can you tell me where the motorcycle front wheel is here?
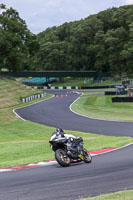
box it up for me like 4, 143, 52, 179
83, 149, 92, 163
55, 149, 71, 167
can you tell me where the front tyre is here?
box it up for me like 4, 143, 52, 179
55, 149, 71, 167
83, 149, 92, 163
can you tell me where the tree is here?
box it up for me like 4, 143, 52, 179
36, 4, 133, 76
0, 4, 39, 73
120, 23, 133, 76
38, 41, 67, 70
94, 30, 109, 72
104, 27, 128, 76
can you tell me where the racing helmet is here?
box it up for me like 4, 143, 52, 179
56, 128, 64, 137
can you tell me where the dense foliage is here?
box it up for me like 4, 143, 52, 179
1, 4, 133, 76
37, 4, 133, 76
0, 4, 39, 73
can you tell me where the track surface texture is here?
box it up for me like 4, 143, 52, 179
15, 90, 133, 137
1, 90, 133, 200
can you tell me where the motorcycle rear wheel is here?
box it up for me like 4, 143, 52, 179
83, 149, 92, 163
55, 149, 71, 167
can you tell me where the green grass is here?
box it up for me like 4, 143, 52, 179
0, 79, 50, 124
53, 78, 86, 86
0, 79, 45, 106
82, 91, 105, 95
81, 190, 133, 200
52, 78, 121, 87
0, 120, 133, 167
71, 95, 133, 121
0, 78, 133, 168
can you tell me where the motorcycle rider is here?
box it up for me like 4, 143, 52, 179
51, 128, 83, 152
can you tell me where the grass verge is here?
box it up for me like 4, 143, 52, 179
81, 190, 133, 200
52, 78, 121, 87
71, 95, 133, 121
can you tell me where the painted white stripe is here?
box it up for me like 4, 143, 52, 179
40, 161, 57, 166
13, 109, 26, 121
0, 169, 15, 172
28, 163, 40, 166
67, 86, 72, 89
92, 143, 133, 157
13, 95, 55, 121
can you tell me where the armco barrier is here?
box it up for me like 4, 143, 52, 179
40, 85, 120, 90
105, 91, 127, 95
80, 85, 110, 89
21, 93, 46, 103
42, 86, 79, 90
112, 97, 133, 102
105, 91, 116, 95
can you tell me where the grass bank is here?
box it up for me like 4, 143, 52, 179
81, 190, 133, 200
0, 78, 48, 124
71, 95, 133, 121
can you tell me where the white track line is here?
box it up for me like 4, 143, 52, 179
13, 95, 55, 121
69, 93, 132, 123
92, 142, 133, 156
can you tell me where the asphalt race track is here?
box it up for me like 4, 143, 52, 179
1, 90, 133, 200
15, 90, 133, 137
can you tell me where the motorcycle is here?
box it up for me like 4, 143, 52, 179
49, 133, 92, 167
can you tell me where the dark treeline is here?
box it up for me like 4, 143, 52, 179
36, 4, 133, 76
1, 4, 133, 76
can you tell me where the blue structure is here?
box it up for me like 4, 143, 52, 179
23, 77, 56, 86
